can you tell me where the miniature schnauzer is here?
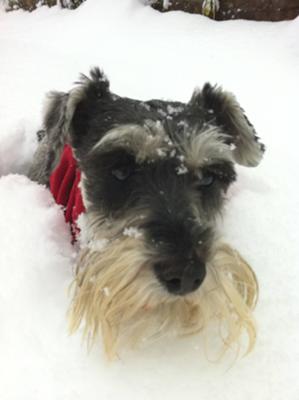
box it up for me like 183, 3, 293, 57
28, 68, 264, 358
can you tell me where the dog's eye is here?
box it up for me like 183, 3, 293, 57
198, 173, 215, 188
111, 165, 133, 181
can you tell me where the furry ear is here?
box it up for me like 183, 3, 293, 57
43, 67, 110, 148
29, 68, 110, 185
190, 84, 265, 167
69, 67, 110, 147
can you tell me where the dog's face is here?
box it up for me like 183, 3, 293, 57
78, 102, 237, 296
45, 68, 264, 356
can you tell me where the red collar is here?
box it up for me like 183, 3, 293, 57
49, 144, 85, 241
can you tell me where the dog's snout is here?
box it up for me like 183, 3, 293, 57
154, 258, 206, 295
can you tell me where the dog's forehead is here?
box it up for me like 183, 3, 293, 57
91, 96, 233, 168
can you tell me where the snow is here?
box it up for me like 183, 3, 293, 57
102, 286, 110, 297
176, 164, 188, 175
166, 104, 184, 114
156, 147, 167, 157
123, 226, 143, 239
0, 1, 298, 399
88, 238, 110, 252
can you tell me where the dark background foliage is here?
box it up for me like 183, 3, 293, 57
6, 0, 85, 11
151, 0, 299, 22
4, 0, 299, 21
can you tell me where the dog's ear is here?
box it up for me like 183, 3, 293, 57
69, 67, 110, 148
190, 84, 265, 167
43, 67, 110, 148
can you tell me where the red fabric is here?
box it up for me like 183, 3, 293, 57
49, 144, 85, 241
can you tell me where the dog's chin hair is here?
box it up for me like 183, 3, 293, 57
68, 238, 258, 360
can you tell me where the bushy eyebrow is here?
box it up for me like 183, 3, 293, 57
90, 122, 235, 176
90, 123, 171, 162
179, 127, 234, 170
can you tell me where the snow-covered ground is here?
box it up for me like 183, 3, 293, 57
0, 1, 298, 399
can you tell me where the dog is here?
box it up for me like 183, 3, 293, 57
28, 67, 264, 358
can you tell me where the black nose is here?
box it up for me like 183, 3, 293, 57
154, 258, 206, 295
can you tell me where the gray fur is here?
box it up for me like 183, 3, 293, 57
191, 83, 265, 167
28, 92, 70, 185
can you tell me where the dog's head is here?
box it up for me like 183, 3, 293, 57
45, 68, 263, 357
